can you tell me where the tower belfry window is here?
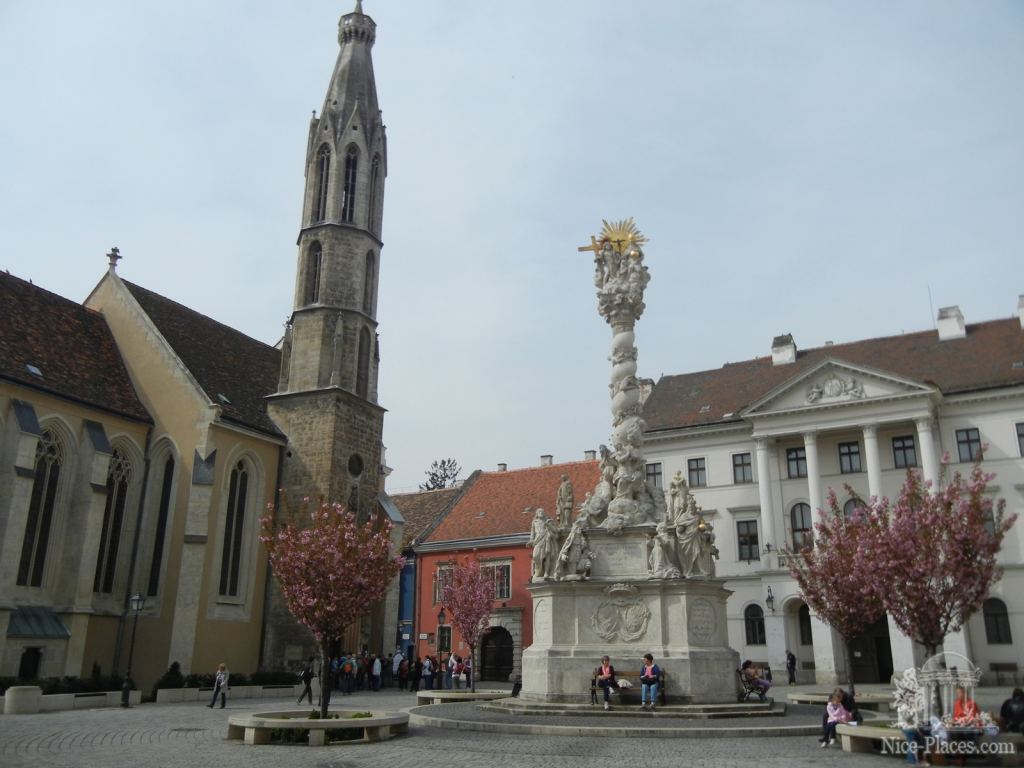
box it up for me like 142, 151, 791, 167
356, 326, 371, 398
314, 145, 330, 222
305, 243, 323, 305
342, 146, 358, 223
363, 251, 375, 314
368, 154, 380, 231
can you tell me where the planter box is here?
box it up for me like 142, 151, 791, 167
1, 688, 140, 714
155, 685, 303, 704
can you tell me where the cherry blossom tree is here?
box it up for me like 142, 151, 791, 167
878, 461, 1015, 657
785, 488, 888, 696
441, 555, 493, 692
260, 499, 403, 717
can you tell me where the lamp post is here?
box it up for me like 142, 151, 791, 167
765, 586, 775, 613
120, 593, 145, 708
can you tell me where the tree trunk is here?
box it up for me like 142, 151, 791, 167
844, 637, 857, 698
469, 645, 476, 693
319, 643, 332, 719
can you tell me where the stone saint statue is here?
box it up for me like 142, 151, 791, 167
646, 521, 680, 579
527, 508, 559, 581
556, 518, 594, 580
556, 474, 574, 529
667, 471, 690, 525
695, 516, 719, 577
674, 496, 703, 577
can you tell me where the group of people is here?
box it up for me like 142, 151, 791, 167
593, 654, 663, 711
401, 651, 473, 692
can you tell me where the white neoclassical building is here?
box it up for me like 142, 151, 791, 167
642, 298, 1024, 686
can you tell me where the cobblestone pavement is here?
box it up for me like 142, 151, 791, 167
0, 684, 965, 768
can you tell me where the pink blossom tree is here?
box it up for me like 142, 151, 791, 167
260, 499, 403, 717
441, 555, 493, 693
785, 488, 889, 696
878, 461, 1015, 657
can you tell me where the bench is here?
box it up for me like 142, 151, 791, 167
589, 671, 667, 707
736, 669, 769, 702
226, 709, 408, 747
838, 724, 1024, 766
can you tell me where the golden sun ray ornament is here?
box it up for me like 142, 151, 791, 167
593, 218, 648, 255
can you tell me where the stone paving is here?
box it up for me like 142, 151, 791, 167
0, 683, 1010, 768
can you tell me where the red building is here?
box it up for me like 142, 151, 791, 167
412, 459, 599, 682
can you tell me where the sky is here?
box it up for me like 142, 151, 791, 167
1, 1, 1022, 493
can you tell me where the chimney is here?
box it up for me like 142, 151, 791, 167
584, 449, 596, 461
497, 463, 507, 472
1018, 295, 1024, 330
937, 305, 966, 341
771, 334, 797, 365
637, 377, 655, 406
540, 454, 553, 467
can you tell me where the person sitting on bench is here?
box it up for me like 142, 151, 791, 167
741, 660, 771, 696
639, 653, 662, 711
595, 655, 619, 711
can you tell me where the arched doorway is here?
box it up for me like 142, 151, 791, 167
479, 626, 514, 682
784, 599, 814, 683
849, 615, 893, 683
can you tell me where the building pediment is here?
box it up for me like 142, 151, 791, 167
742, 358, 936, 418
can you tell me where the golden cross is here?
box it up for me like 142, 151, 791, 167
576, 235, 601, 254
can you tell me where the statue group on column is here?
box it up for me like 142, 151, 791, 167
528, 477, 596, 581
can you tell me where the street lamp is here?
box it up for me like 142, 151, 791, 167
437, 607, 446, 626
765, 586, 775, 613
120, 593, 145, 708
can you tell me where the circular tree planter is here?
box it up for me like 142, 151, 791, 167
226, 709, 409, 746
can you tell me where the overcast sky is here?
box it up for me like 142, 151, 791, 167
1, 1, 1022, 492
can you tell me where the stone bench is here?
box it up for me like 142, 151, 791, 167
838, 724, 1024, 766
414, 689, 509, 706
226, 709, 409, 747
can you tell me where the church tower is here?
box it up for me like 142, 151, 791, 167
265, 1, 388, 661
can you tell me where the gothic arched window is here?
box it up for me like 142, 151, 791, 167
305, 242, 322, 305
356, 326, 371, 398
744, 604, 766, 645
314, 144, 331, 222
94, 448, 132, 593
368, 154, 381, 231
147, 453, 175, 596
219, 460, 249, 597
17, 430, 63, 587
362, 251, 375, 314
342, 145, 358, 223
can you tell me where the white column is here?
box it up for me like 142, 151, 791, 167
916, 417, 939, 486
803, 432, 822, 513
862, 424, 882, 500
809, 611, 842, 685
887, 615, 917, 677
755, 438, 775, 555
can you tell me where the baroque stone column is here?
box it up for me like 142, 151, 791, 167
915, 417, 939, 486
862, 424, 882, 499
803, 431, 822, 514
754, 438, 775, 554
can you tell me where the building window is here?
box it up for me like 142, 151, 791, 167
482, 562, 511, 600
356, 326, 371, 398
147, 454, 175, 597
790, 502, 813, 550
368, 154, 381, 232
341, 146, 358, 223
687, 457, 707, 488
362, 251, 376, 314
437, 625, 452, 652
737, 520, 759, 562
94, 448, 132, 594
17, 429, 63, 587
787, 447, 807, 479
733, 453, 752, 483
304, 243, 322, 305
838, 442, 862, 474
842, 498, 864, 519
219, 461, 249, 598
1017, 423, 1024, 457
798, 604, 813, 645
645, 462, 663, 490
983, 598, 1012, 644
956, 428, 982, 462
892, 435, 917, 469
744, 604, 766, 645
433, 565, 453, 604
314, 144, 330, 222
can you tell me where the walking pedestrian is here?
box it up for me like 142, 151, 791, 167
297, 656, 315, 705
205, 663, 229, 709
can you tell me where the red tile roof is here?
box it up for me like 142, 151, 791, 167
390, 486, 464, 548
643, 317, 1024, 432
124, 281, 283, 438
0, 272, 150, 422
422, 460, 600, 544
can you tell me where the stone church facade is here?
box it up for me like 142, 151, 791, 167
0, 3, 396, 691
